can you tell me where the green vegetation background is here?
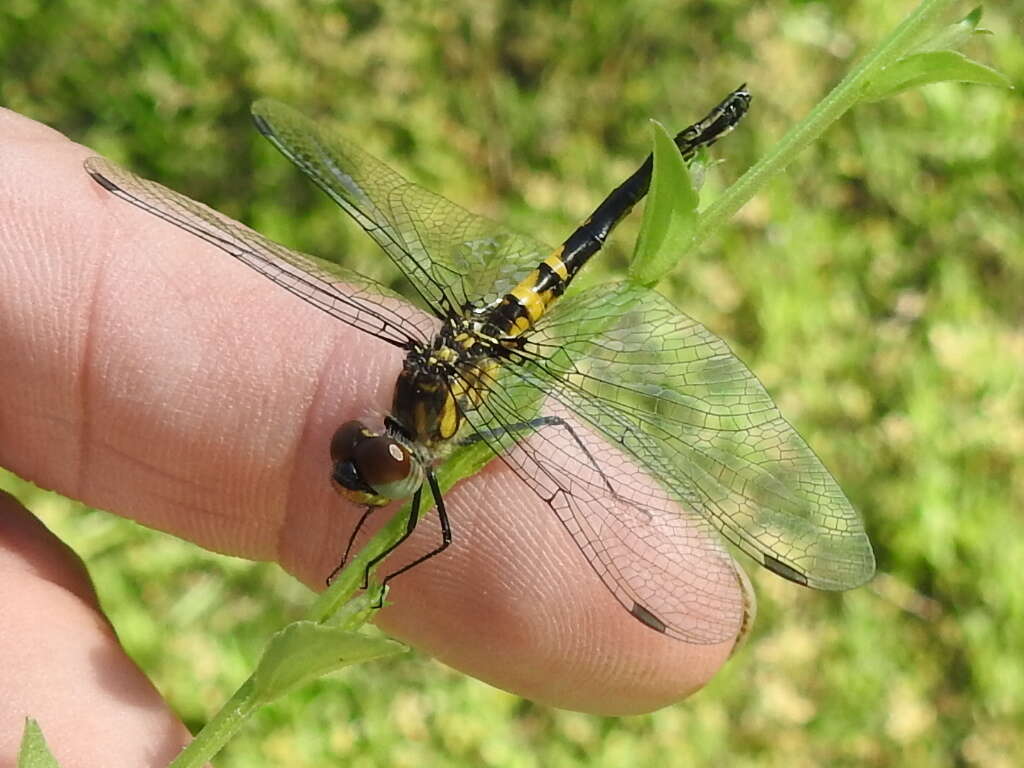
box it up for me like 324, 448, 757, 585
1, 1, 1020, 765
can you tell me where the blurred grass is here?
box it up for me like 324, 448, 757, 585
1, 0, 1021, 765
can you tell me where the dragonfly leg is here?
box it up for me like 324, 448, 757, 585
462, 415, 617, 495
357, 486, 425, 606
326, 505, 375, 586
379, 471, 452, 598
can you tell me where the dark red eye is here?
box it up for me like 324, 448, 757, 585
354, 437, 411, 488
330, 421, 367, 463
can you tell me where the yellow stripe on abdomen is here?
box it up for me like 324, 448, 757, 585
510, 272, 549, 322
500, 247, 570, 337
543, 249, 570, 280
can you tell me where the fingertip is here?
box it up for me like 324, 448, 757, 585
0, 491, 98, 607
0, 493, 191, 767
364, 465, 746, 714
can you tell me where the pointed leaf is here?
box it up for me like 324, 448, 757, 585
863, 50, 1011, 102
18, 719, 62, 768
914, 6, 989, 54
628, 120, 699, 287
251, 621, 406, 703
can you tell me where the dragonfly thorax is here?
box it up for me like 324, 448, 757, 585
333, 316, 502, 508
391, 317, 497, 450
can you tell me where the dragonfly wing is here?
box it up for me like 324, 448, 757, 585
523, 281, 876, 591
391, 183, 559, 308
459, 350, 746, 643
251, 100, 555, 313
84, 156, 431, 347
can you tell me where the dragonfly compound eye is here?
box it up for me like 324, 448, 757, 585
330, 421, 398, 503
354, 438, 412, 491
330, 421, 414, 503
330, 420, 371, 464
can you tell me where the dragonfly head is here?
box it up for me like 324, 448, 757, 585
330, 420, 421, 506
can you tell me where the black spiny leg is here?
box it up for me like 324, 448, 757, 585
380, 471, 452, 593
326, 505, 376, 585
360, 486, 426, 606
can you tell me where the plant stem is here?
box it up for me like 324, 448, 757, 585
692, 0, 957, 251
167, 500, 415, 768
168, 680, 258, 768
306, 496, 418, 623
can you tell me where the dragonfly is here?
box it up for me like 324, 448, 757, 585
84, 85, 874, 643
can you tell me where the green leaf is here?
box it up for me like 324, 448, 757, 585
687, 147, 712, 193
863, 50, 1012, 101
251, 621, 407, 703
628, 120, 699, 287
17, 719, 62, 768
913, 6, 990, 54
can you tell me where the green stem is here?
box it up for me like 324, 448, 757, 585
692, 0, 956, 251
306, 496, 419, 623
168, 500, 416, 768
168, 680, 258, 768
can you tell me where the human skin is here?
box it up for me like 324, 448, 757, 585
0, 107, 744, 766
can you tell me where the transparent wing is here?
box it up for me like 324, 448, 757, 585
458, 360, 747, 643
524, 281, 876, 591
252, 99, 557, 314
454, 281, 874, 641
84, 156, 432, 347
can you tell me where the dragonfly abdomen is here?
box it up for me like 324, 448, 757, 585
483, 86, 752, 344
482, 177, 649, 340
483, 250, 572, 338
